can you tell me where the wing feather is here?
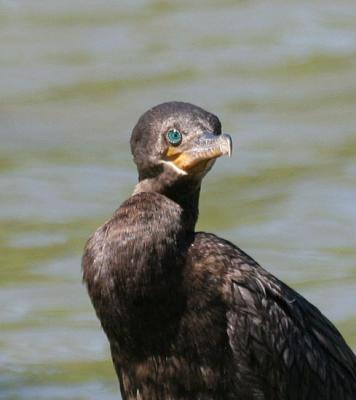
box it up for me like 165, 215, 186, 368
194, 233, 356, 399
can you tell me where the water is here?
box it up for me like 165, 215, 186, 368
1, 1, 356, 398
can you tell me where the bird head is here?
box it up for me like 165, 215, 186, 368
130, 102, 232, 193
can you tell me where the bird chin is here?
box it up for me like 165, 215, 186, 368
191, 158, 216, 177
160, 158, 216, 178
160, 160, 188, 176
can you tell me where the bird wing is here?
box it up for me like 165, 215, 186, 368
194, 233, 356, 400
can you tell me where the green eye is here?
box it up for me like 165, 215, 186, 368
167, 129, 182, 146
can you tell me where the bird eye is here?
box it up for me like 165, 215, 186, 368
167, 129, 182, 146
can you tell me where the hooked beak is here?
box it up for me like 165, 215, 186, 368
164, 132, 232, 174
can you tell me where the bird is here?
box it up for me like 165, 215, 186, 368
82, 101, 356, 400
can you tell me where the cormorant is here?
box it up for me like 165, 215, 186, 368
82, 101, 356, 399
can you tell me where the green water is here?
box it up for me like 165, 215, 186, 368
1, 1, 356, 399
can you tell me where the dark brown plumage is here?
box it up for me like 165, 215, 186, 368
83, 101, 356, 399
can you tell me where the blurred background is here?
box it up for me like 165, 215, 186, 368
1, 1, 356, 399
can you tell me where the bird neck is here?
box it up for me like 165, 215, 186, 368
133, 177, 201, 233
